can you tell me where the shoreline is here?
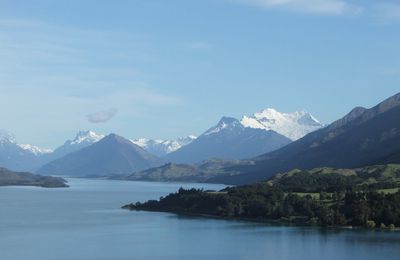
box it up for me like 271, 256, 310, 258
122, 206, 400, 231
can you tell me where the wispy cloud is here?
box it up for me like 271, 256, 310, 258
234, 0, 363, 15
0, 18, 184, 145
87, 108, 118, 123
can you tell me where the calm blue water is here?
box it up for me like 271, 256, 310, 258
1, 178, 400, 260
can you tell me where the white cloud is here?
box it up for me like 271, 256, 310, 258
87, 108, 118, 123
235, 0, 363, 15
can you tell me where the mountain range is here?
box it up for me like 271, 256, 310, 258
209, 92, 400, 185
0, 108, 321, 176
5, 90, 400, 185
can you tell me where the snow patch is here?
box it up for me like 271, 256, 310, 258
240, 108, 323, 140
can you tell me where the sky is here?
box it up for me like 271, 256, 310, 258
0, 0, 399, 149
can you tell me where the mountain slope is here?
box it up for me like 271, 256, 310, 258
37, 134, 163, 177
210, 92, 400, 185
164, 117, 292, 164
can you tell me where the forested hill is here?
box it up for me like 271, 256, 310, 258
123, 164, 400, 228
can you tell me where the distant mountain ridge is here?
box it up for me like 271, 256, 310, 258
131, 136, 196, 157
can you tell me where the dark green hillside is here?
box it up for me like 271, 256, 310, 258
124, 164, 400, 228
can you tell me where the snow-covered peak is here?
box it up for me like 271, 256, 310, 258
51, 130, 105, 159
131, 135, 197, 156
18, 144, 53, 155
70, 130, 104, 145
131, 138, 153, 148
204, 117, 241, 136
240, 108, 323, 140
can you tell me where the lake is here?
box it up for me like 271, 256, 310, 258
1, 178, 400, 260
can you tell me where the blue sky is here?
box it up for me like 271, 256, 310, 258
0, 0, 399, 148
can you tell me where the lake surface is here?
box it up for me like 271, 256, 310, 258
1, 178, 400, 260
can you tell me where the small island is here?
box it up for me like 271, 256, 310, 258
0, 167, 68, 188
123, 164, 400, 229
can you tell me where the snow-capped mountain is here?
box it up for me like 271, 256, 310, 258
0, 130, 42, 171
164, 108, 322, 164
38, 134, 164, 177
215, 92, 400, 185
68, 130, 104, 146
18, 144, 53, 155
165, 117, 292, 164
131, 136, 196, 157
240, 108, 323, 141
0, 130, 52, 156
49, 130, 104, 160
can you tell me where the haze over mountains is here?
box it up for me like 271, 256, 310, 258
5, 90, 400, 185
2, 91, 400, 185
